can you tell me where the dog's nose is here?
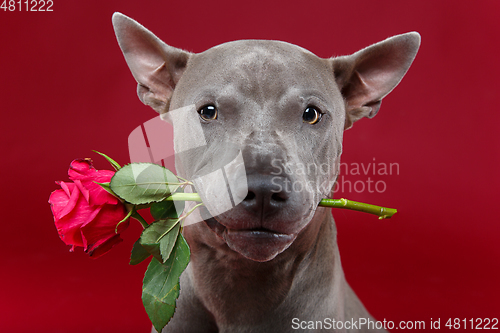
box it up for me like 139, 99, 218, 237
240, 175, 290, 218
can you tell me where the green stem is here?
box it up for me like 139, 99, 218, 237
132, 211, 149, 228
115, 208, 134, 233
178, 202, 204, 233
157, 202, 204, 241
179, 203, 204, 222
164, 193, 396, 219
175, 175, 191, 183
319, 198, 397, 219
165, 193, 202, 202
132, 181, 190, 186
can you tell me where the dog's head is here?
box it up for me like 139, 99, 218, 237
113, 13, 419, 262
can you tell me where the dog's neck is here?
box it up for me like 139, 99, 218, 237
183, 207, 347, 326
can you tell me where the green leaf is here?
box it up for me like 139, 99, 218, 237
130, 238, 151, 265
140, 219, 181, 263
142, 233, 190, 332
110, 163, 179, 204
142, 285, 179, 333
94, 181, 117, 197
159, 224, 180, 263
93, 150, 122, 170
150, 198, 185, 220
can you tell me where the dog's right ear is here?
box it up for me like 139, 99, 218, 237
332, 32, 420, 130
112, 13, 192, 113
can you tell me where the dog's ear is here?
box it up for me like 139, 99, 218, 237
332, 32, 420, 130
112, 13, 192, 113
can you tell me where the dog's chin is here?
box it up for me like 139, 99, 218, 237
204, 217, 297, 262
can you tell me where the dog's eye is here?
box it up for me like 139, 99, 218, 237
302, 106, 322, 124
198, 105, 218, 121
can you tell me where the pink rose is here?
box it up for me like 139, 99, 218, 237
49, 159, 129, 258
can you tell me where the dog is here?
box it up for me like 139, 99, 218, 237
112, 12, 420, 332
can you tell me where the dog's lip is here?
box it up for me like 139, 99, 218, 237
203, 217, 298, 261
204, 217, 294, 240
223, 228, 296, 262
225, 228, 294, 239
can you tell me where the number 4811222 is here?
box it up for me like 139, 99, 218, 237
1, 0, 54, 11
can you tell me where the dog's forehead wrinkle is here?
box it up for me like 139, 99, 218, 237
196, 40, 323, 97
182, 46, 341, 121
207, 39, 316, 59
230, 55, 292, 106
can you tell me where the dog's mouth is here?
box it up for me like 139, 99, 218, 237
204, 216, 297, 262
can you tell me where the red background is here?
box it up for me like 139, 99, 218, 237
1, 1, 499, 332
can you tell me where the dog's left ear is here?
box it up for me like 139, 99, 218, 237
112, 12, 192, 113
332, 32, 420, 130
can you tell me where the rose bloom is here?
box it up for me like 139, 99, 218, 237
49, 159, 129, 258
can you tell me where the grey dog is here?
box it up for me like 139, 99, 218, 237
113, 12, 420, 333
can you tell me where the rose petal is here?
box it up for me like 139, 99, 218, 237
73, 179, 90, 203
68, 159, 115, 183
68, 159, 95, 180
80, 204, 128, 251
58, 180, 73, 198
49, 189, 70, 221
87, 169, 115, 183
52, 158, 128, 257
82, 179, 119, 206
51, 182, 80, 221
67, 159, 118, 206
54, 192, 101, 248
79, 206, 105, 251
86, 234, 123, 259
